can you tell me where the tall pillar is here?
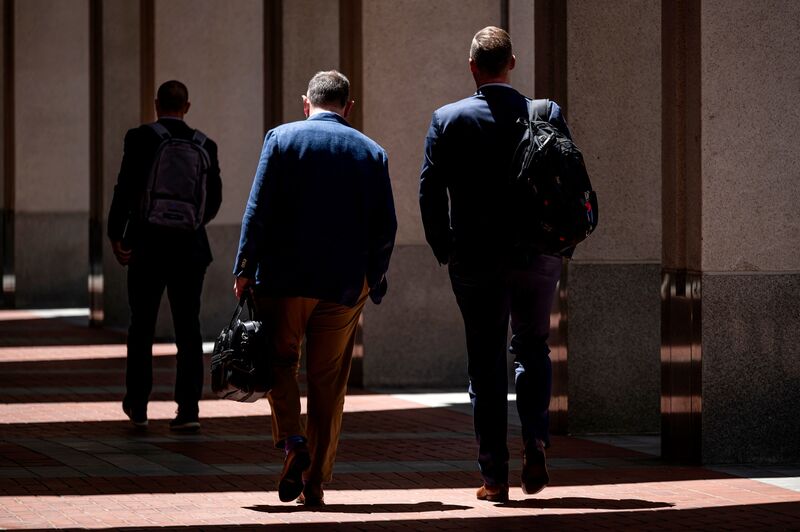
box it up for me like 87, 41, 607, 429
102, 0, 266, 337
565, 0, 662, 434
14, 0, 90, 307
662, 0, 800, 463
359, 0, 500, 387
0, 0, 13, 307
99, 0, 146, 331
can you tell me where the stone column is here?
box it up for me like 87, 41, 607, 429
359, 0, 501, 387
282, 0, 339, 124
662, 0, 800, 463
141, 0, 264, 338
99, 0, 145, 331
565, 0, 662, 434
0, 0, 10, 307
13, 0, 90, 307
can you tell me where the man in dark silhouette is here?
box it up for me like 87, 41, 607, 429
419, 27, 571, 502
108, 80, 222, 432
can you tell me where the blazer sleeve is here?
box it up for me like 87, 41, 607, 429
419, 110, 454, 265
233, 130, 280, 278
107, 128, 140, 242
366, 150, 398, 304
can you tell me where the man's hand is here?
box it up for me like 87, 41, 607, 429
233, 276, 253, 299
111, 240, 132, 266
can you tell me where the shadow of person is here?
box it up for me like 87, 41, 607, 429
497, 497, 675, 510
246, 501, 472, 514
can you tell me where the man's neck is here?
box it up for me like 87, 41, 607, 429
157, 113, 184, 120
473, 74, 512, 90
308, 106, 342, 118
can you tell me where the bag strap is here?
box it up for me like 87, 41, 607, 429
530, 98, 550, 123
191, 129, 208, 148
228, 289, 255, 329
147, 122, 171, 140
228, 291, 257, 329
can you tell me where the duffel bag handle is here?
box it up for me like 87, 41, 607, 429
228, 291, 256, 329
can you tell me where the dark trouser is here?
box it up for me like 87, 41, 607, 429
449, 254, 562, 486
124, 256, 207, 417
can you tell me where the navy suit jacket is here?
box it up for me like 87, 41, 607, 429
234, 112, 397, 306
108, 118, 222, 267
419, 85, 570, 265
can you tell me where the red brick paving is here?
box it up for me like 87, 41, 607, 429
0, 311, 798, 530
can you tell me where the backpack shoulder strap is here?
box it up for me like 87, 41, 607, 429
191, 129, 208, 148
146, 122, 171, 140
530, 99, 550, 122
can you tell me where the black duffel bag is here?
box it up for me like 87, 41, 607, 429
210, 293, 271, 402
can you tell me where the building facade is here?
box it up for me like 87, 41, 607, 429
1, 0, 798, 464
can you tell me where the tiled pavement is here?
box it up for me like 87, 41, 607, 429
1, 311, 799, 530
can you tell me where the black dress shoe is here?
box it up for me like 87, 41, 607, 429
521, 439, 549, 495
278, 444, 311, 502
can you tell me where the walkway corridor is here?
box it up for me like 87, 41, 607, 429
0, 310, 798, 530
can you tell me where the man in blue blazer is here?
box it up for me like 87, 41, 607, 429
233, 70, 397, 506
420, 27, 571, 502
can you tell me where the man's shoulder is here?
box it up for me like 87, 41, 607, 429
433, 94, 484, 120
274, 117, 386, 157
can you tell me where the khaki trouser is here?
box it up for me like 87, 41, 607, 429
255, 282, 368, 485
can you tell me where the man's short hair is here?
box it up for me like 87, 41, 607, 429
156, 80, 189, 112
470, 26, 513, 76
306, 70, 350, 109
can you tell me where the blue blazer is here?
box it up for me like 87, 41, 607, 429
234, 112, 397, 306
419, 84, 570, 265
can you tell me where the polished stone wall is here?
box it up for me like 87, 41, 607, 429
565, 0, 662, 433
100, 0, 142, 331
696, 0, 800, 463
359, 0, 501, 386
701, 273, 800, 463
568, 263, 661, 433
13, 0, 90, 306
282, 0, 339, 124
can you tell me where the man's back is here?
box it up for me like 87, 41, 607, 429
421, 85, 528, 263
108, 117, 222, 265
420, 85, 569, 265
236, 111, 396, 306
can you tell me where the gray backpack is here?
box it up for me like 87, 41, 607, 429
141, 122, 210, 231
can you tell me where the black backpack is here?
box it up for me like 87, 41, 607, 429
510, 99, 598, 255
210, 294, 272, 402
140, 122, 210, 231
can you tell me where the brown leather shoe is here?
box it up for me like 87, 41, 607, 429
476, 483, 509, 502
278, 444, 311, 502
521, 439, 549, 495
296, 483, 324, 507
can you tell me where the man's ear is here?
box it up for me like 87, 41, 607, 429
154, 99, 161, 115
183, 101, 191, 115
469, 57, 479, 75
302, 95, 311, 118
342, 99, 355, 119
508, 54, 516, 71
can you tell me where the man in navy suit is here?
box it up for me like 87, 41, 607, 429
109, 80, 222, 433
233, 70, 397, 506
419, 27, 570, 501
